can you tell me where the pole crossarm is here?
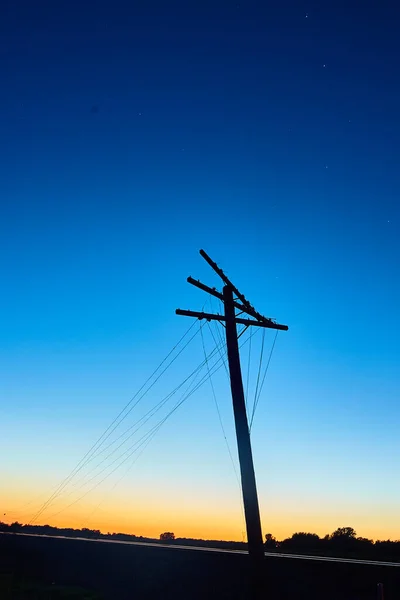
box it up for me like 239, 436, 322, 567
199, 249, 285, 328
187, 277, 224, 302
187, 275, 287, 330
188, 277, 253, 315
175, 309, 288, 331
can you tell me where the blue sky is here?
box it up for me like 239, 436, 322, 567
1, 0, 399, 540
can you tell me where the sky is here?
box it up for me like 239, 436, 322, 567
1, 0, 399, 542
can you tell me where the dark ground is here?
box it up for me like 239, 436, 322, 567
1, 534, 399, 599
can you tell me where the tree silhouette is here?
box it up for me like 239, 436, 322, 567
328, 527, 359, 553
160, 532, 175, 541
281, 532, 321, 552
331, 527, 357, 539
264, 533, 277, 549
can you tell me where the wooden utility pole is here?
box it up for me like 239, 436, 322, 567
176, 250, 288, 570
223, 283, 264, 561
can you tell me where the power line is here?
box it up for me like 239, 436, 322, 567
250, 329, 266, 428
29, 321, 200, 525
245, 331, 252, 412
35, 327, 229, 516
82, 331, 225, 527
67, 338, 224, 495
78, 325, 226, 469
66, 308, 211, 478
208, 296, 232, 379
200, 326, 240, 486
249, 330, 279, 431
47, 333, 227, 519
83, 430, 156, 528
200, 325, 247, 539
47, 424, 164, 520
206, 321, 229, 378
63, 331, 228, 489
34, 326, 260, 523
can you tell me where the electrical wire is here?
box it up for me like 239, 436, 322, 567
245, 331, 252, 412
206, 321, 229, 379
249, 330, 279, 430
60, 331, 228, 491
29, 320, 200, 525
64, 339, 224, 495
249, 329, 266, 428
47, 331, 223, 519
207, 296, 230, 379
34, 327, 228, 515
34, 325, 260, 523
76, 325, 226, 470
200, 326, 240, 486
47, 424, 164, 520
82, 340, 220, 527
200, 326, 247, 537
83, 432, 155, 528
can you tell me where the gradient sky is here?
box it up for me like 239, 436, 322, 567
1, 0, 399, 542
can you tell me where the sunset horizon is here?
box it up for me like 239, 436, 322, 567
1, 1, 399, 597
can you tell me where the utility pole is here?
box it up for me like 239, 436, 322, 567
223, 283, 264, 560
176, 250, 288, 581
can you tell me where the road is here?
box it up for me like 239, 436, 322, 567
3, 532, 399, 568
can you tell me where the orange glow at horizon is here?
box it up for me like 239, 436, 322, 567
3, 487, 400, 543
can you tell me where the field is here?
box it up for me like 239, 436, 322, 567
1, 533, 399, 599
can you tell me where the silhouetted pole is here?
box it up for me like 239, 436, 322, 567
223, 284, 265, 562
176, 249, 288, 596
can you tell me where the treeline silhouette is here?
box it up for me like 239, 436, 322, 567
264, 527, 400, 562
1, 522, 399, 562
